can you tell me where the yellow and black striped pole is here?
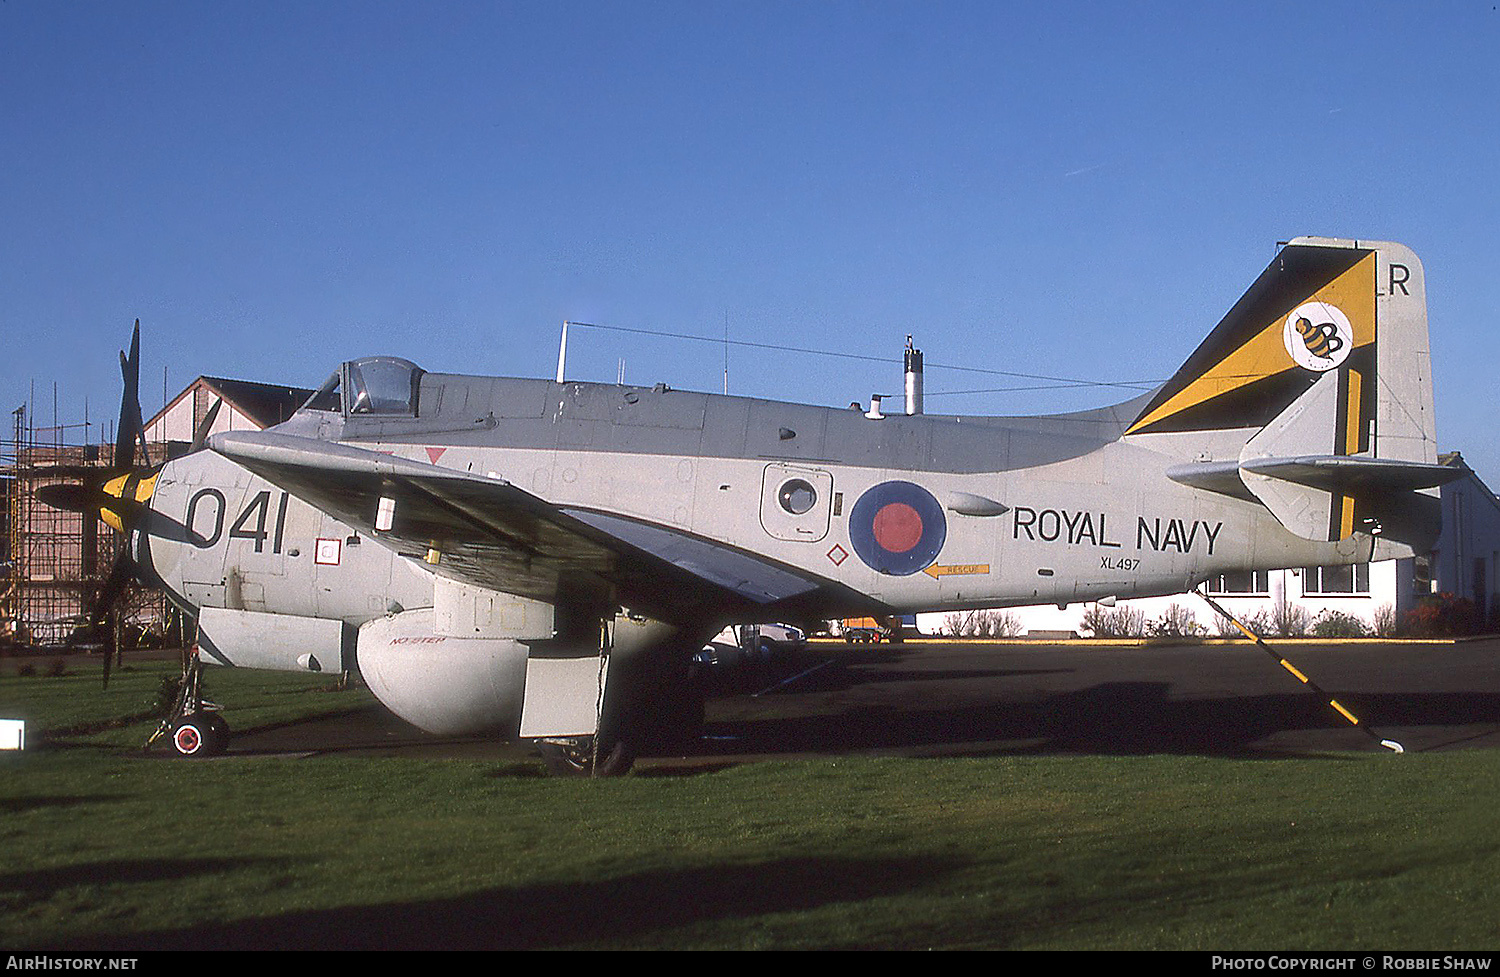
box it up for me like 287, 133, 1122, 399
1197, 590, 1404, 753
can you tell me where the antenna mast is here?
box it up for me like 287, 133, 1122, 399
555, 321, 569, 383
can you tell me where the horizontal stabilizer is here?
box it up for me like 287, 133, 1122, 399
1239, 455, 1464, 494
1162, 455, 1460, 497
1166, 454, 1459, 544
1163, 460, 1253, 499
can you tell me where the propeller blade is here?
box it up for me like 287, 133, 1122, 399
94, 548, 134, 625
94, 548, 135, 689
114, 320, 148, 469
34, 482, 94, 513
190, 398, 222, 452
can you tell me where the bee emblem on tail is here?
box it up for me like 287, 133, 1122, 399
1294, 316, 1344, 360
1283, 301, 1353, 372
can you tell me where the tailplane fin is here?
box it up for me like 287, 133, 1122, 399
1139, 238, 1442, 545
1127, 237, 1435, 460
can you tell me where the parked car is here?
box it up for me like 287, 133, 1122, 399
839, 617, 890, 643
701, 623, 807, 666
755, 623, 807, 654
837, 615, 916, 643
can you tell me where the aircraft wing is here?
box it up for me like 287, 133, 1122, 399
208, 431, 833, 622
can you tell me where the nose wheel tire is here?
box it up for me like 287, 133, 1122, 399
170, 712, 229, 757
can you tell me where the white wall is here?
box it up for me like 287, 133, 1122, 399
146, 384, 259, 445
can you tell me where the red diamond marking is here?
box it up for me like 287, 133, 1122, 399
827, 544, 849, 566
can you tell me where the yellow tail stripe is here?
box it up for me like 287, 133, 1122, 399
1337, 366, 1363, 539
1330, 700, 1360, 725
1345, 368, 1364, 455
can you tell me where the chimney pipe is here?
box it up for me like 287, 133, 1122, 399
904, 335, 924, 415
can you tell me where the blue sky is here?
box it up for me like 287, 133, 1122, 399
3, 1, 1498, 485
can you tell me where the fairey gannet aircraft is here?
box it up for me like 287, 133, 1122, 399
43, 237, 1456, 773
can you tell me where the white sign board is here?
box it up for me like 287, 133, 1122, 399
0, 719, 25, 751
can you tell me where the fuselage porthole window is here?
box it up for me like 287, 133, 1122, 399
778, 478, 818, 516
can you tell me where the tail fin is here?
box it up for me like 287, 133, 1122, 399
1139, 238, 1445, 544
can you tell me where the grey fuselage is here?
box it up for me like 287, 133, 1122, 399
144, 370, 1401, 631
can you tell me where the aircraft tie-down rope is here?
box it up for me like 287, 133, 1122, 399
1196, 590, 1404, 754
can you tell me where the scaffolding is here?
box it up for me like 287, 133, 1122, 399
1, 404, 168, 649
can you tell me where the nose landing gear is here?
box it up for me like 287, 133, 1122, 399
147, 646, 231, 758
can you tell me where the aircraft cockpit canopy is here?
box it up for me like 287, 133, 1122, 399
303, 356, 424, 417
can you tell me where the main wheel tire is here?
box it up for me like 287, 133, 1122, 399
537, 738, 635, 777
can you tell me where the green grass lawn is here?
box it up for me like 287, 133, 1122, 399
2, 659, 1497, 950
0, 655, 373, 749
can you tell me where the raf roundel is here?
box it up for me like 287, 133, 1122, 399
848, 480, 947, 576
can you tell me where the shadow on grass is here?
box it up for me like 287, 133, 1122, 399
706, 680, 1500, 760
111, 645, 1500, 766
1, 857, 290, 895
56, 855, 962, 950
0, 795, 130, 814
